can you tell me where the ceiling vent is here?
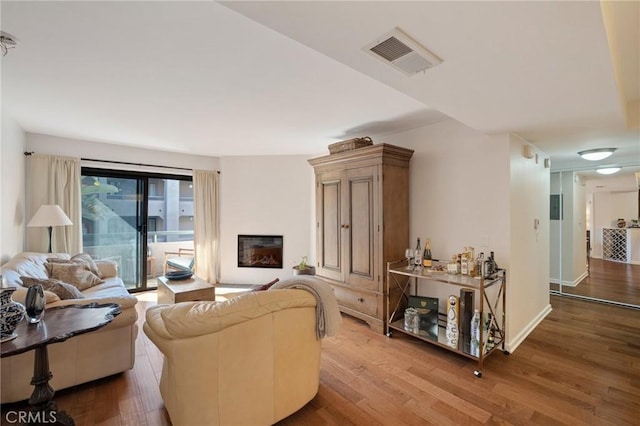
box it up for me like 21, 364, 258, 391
363, 28, 442, 76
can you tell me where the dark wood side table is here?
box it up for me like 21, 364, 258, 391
0, 303, 120, 425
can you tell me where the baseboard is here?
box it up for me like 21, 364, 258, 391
548, 270, 588, 287
506, 303, 553, 353
573, 271, 589, 286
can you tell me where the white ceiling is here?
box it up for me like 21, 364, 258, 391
1, 1, 639, 174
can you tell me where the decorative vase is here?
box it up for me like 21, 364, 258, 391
617, 218, 627, 228
25, 285, 46, 324
0, 287, 26, 342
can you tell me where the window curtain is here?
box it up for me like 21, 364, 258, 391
26, 154, 82, 254
193, 170, 220, 283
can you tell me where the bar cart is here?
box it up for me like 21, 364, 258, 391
386, 260, 508, 377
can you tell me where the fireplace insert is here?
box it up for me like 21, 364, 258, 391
237, 235, 283, 269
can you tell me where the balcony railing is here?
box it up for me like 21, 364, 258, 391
82, 230, 194, 289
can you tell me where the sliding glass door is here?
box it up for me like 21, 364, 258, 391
81, 169, 194, 292
550, 167, 640, 308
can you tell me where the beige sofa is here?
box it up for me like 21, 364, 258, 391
0, 252, 138, 403
144, 288, 323, 426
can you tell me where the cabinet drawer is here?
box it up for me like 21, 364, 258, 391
332, 285, 379, 318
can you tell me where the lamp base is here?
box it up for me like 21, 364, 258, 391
47, 226, 53, 253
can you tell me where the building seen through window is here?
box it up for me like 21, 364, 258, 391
80, 172, 193, 291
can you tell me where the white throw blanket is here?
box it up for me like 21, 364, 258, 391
269, 276, 342, 339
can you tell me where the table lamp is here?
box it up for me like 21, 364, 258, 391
27, 204, 73, 253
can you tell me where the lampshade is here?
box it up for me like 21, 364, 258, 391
27, 205, 73, 227
596, 166, 621, 175
577, 148, 616, 161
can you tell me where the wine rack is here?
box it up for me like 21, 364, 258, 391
602, 228, 627, 263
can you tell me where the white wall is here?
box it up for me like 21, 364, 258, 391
378, 120, 510, 264
610, 191, 637, 225
507, 134, 551, 350
376, 120, 550, 352
26, 133, 219, 173
219, 155, 315, 284
0, 114, 26, 263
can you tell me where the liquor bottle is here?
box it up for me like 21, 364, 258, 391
489, 251, 498, 274
414, 238, 422, 269
476, 252, 485, 277
459, 289, 474, 353
484, 252, 494, 278
446, 295, 459, 348
468, 247, 476, 277
461, 255, 468, 275
485, 313, 494, 352
422, 239, 433, 268
470, 309, 481, 357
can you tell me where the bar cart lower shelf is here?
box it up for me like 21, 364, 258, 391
386, 260, 508, 377
386, 319, 509, 378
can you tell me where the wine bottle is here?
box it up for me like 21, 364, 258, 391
422, 239, 433, 268
414, 238, 422, 268
476, 252, 485, 277
489, 251, 498, 274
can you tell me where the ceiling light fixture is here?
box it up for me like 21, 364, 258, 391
0, 31, 18, 56
577, 148, 617, 161
596, 166, 621, 175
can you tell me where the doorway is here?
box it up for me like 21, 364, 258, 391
80, 169, 194, 292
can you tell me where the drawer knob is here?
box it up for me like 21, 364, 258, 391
357, 297, 364, 303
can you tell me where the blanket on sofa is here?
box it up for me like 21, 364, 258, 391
269, 276, 342, 339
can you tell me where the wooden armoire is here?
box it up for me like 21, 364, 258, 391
308, 144, 413, 333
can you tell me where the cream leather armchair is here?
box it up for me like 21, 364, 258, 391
143, 289, 322, 426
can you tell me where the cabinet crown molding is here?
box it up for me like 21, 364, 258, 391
308, 143, 414, 169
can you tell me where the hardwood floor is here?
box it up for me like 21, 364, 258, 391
2, 291, 639, 425
551, 258, 640, 307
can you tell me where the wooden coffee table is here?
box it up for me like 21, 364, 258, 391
157, 275, 216, 304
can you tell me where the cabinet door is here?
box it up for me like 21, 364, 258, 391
344, 166, 379, 290
316, 172, 344, 281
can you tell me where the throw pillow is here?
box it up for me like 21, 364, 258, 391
253, 278, 280, 291
47, 254, 103, 279
45, 263, 104, 291
20, 276, 85, 300
46, 257, 92, 273
11, 287, 61, 305
71, 253, 103, 278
